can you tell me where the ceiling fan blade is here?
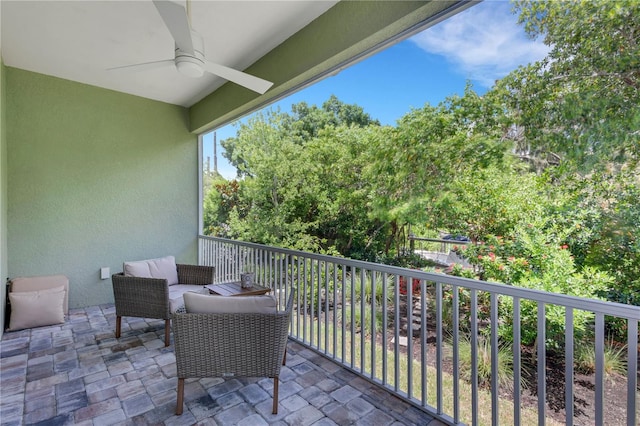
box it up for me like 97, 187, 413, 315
203, 60, 274, 94
152, 0, 194, 54
107, 59, 175, 73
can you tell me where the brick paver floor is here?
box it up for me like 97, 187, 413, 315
0, 304, 446, 425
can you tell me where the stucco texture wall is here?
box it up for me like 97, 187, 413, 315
6, 68, 197, 309
1, 57, 7, 333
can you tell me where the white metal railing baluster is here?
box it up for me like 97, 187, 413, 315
232, 243, 237, 279
324, 261, 329, 354
395, 274, 401, 392
303, 257, 308, 344
627, 319, 638, 426
436, 281, 443, 414
350, 267, 356, 369
452, 285, 459, 423
221, 241, 226, 279
262, 249, 267, 286
513, 297, 521, 426
490, 293, 499, 426
384, 271, 390, 387
595, 313, 604, 426
360, 268, 366, 375
296, 256, 301, 338
471, 289, 478, 426
333, 264, 338, 360
565, 308, 574, 426
420, 278, 427, 406
341, 266, 346, 362
407, 277, 414, 399
371, 271, 378, 382
537, 303, 546, 425
310, 259, 315, 347
317, 260, 322, 351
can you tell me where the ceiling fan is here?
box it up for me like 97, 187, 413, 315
109, 0, 274, 94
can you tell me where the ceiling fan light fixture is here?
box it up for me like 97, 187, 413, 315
176, 57, 204, 78
174, 30, 205, 78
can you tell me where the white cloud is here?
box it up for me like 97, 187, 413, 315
411, 1, 549, 87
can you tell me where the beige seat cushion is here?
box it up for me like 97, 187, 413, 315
8, 286, 66, 331
168, 285, 208, 313
10, 274, 69, 315
123, 255, 179, 285
184, 292, 277, 314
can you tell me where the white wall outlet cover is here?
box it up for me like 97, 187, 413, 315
100, 267, 110, 280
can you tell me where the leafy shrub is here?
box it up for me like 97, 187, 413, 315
378, 249, 436, 269
456, 224, 612, 348
446, 262, 477, 279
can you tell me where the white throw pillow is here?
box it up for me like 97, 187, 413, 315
10, 274, 69, 315
148, 256, 179, 285
123, 259, 152, 278
8, 286, 66, 331
183, 292, 277, 314
123, 255, 179, 285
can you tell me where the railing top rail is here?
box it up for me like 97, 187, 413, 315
200, 235, 640, 320
408, 236, 471, 245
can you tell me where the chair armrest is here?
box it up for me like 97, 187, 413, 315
111, 273, 171, 319
176, 264, 214, 285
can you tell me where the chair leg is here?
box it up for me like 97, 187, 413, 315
164, 319, 170, 347
282, 347, 287, 366
176, 378, 184, 415
115, 316, 121, 338
272, 376, 279, 414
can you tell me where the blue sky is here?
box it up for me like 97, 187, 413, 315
203, 1, 549, 179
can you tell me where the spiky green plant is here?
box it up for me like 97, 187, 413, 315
455, 334, 518, 391
575, 341, 627, 375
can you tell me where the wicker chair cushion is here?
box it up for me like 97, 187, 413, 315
183, 292, 277, 314
8, 286, 66, 331
168, 285, 208, 313
123, 255, 179, 285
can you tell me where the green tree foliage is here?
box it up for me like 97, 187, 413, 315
299, 125, 388, 259
287, 94, 380, 140
222, 110, 320, 250
549, 169, 640, 305
499, 0, 640, 169
365, 85, 508, 252
203, 178, 243, 237
426, 164, 546, 242
221, 94, 380, 177
212, 97, 387, 256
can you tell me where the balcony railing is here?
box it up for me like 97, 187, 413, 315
199, 235, 639, 426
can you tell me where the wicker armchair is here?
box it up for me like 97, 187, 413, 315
173, 292, 293, 415
111, 264, 214, 346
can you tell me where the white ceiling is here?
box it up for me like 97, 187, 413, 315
1, 1, 337, 107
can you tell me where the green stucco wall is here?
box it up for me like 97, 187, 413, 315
6, 68, 197, 309
1, 56, 7, 333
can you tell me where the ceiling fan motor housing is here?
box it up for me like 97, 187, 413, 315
174, 30, 205, 78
